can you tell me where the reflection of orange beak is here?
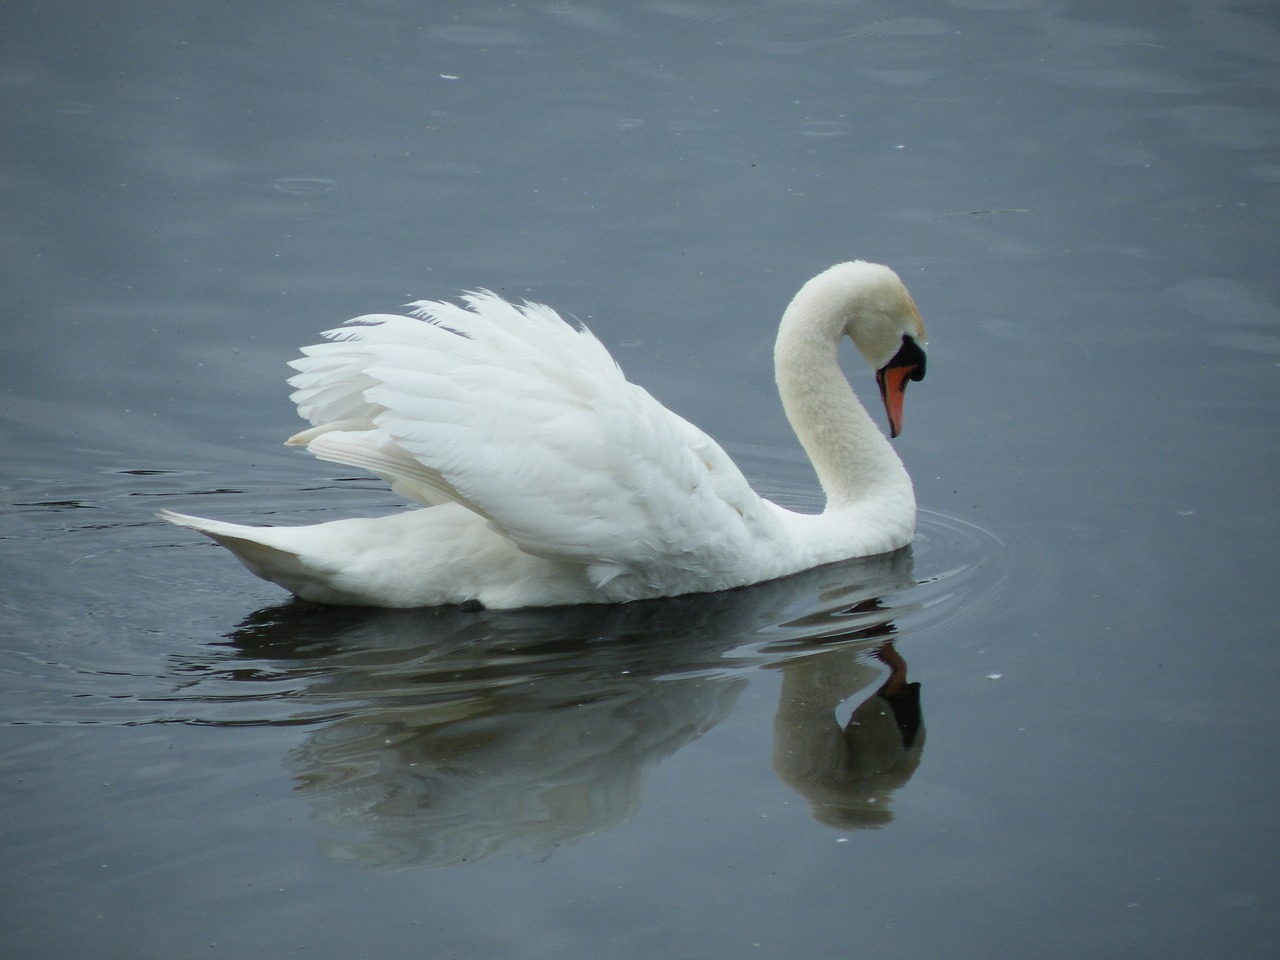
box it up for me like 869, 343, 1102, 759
877, 365, 914, 439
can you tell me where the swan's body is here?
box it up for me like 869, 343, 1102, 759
164, 261, 928, 608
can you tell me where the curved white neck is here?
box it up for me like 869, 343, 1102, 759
773, 297, 911, 513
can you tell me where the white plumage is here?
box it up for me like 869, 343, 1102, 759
163, 261, 928, 608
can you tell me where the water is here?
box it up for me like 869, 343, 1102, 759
3, 1, 1278, 957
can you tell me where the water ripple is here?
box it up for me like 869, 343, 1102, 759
270, 176, 337, 195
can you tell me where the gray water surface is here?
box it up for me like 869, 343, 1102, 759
3, 2, 1278, 958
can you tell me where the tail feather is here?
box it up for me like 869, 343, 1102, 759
160, 509, 318, 593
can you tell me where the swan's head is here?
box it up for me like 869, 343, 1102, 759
784, 261, 929, 438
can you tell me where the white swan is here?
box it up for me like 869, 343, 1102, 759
162, 261, 928, 609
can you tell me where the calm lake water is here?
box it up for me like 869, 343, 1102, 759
3, 1, 1278, 957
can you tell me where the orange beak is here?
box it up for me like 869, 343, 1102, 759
877, 365, 916, 439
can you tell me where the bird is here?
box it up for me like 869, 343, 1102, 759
162, 260, 928, 609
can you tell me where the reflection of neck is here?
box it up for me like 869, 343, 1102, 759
772, 647, 882, 783
771, 643, 924, 829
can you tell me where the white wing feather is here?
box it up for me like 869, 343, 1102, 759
286, 293, 780, 594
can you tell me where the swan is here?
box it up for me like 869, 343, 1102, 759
162, 261, 928, 609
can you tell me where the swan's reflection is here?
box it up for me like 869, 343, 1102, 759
210, 549, 925, 867
772, 621, 924, 829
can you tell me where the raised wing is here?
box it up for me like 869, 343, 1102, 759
286, 293, 781, 594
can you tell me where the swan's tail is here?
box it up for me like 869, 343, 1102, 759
160, 509, 314, 595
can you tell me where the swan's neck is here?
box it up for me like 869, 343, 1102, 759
774, 301, 910, 512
